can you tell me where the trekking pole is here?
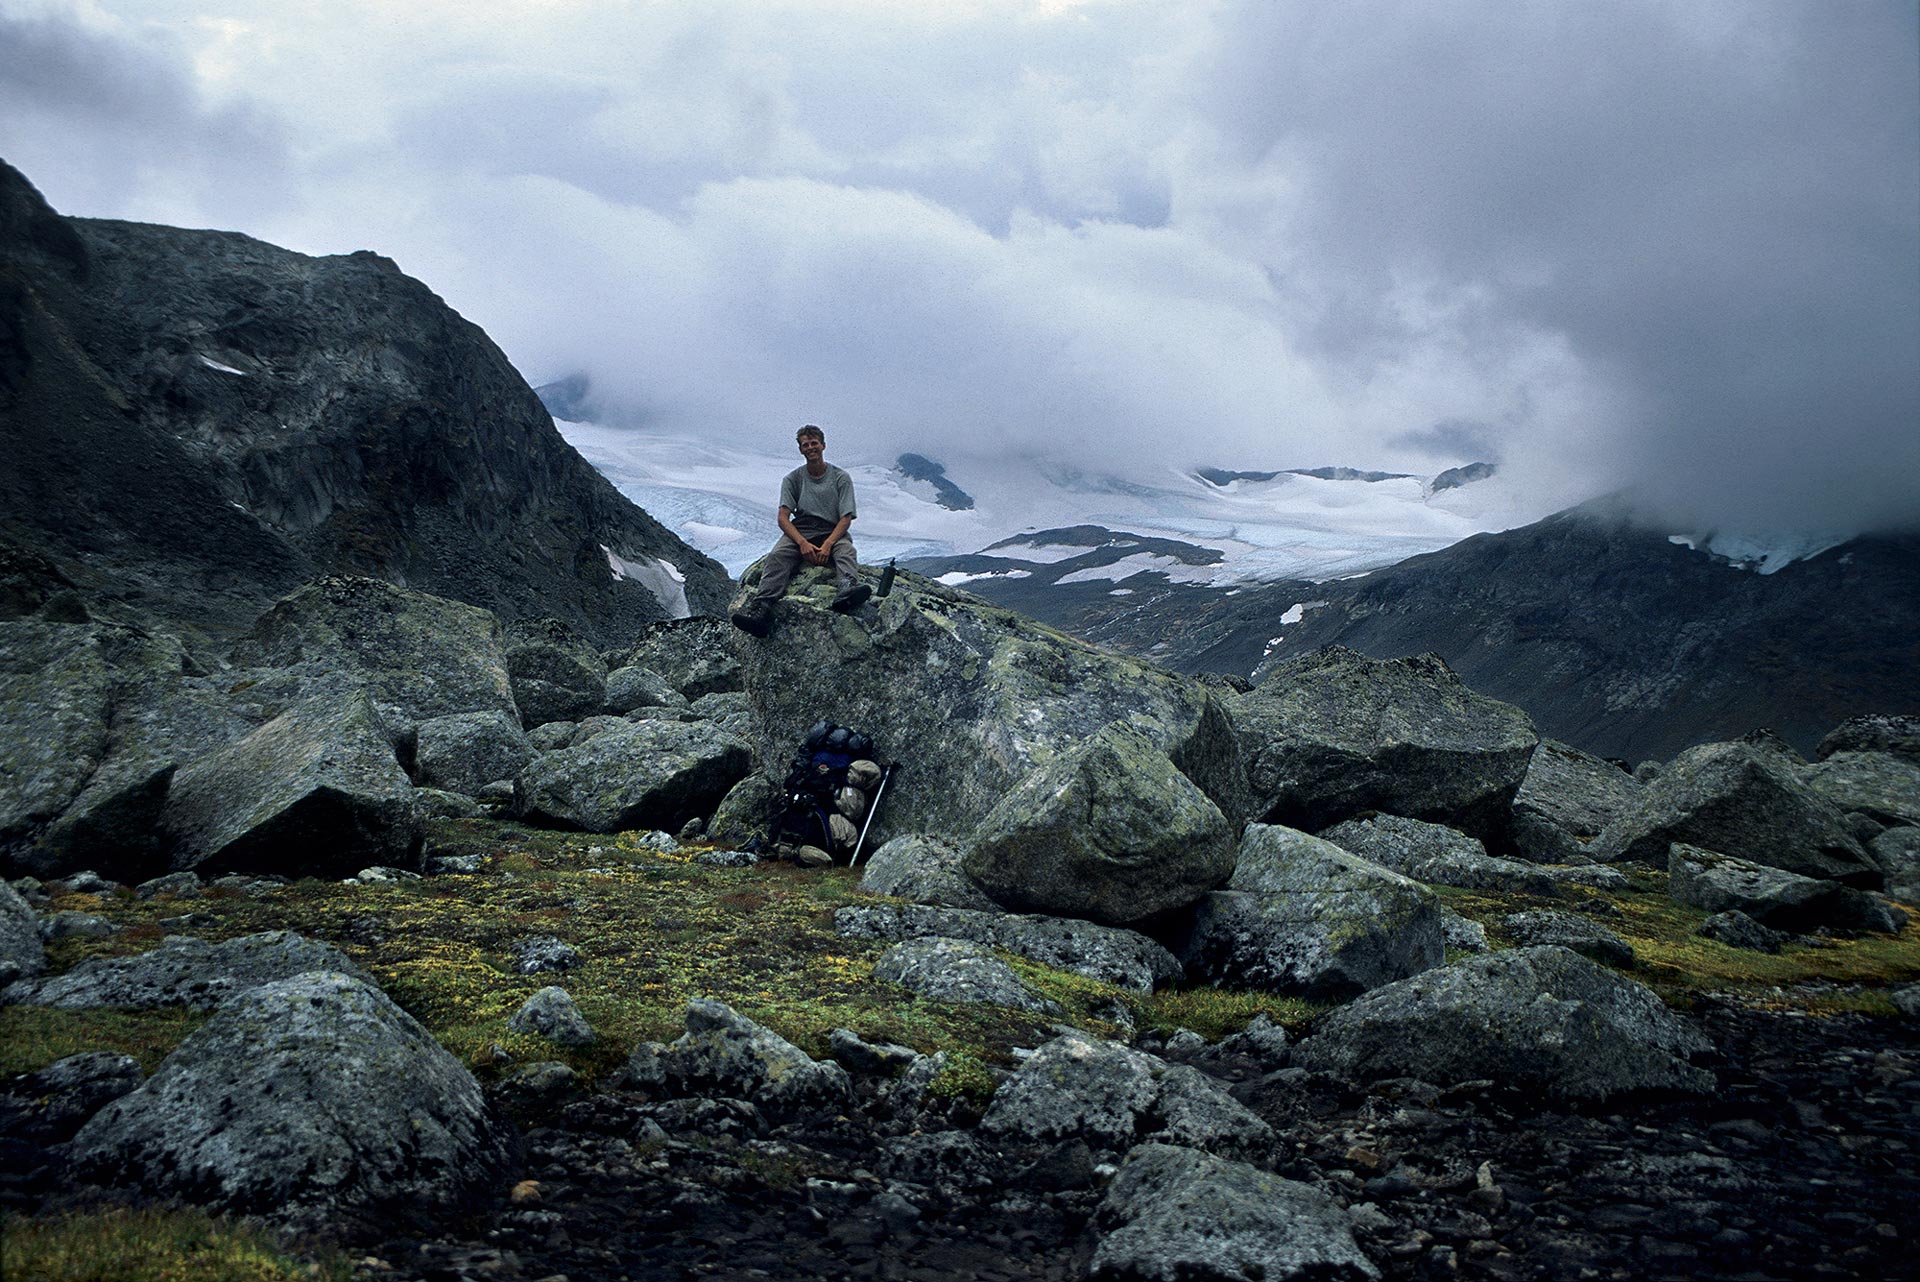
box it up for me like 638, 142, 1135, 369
847, 763, 897, 868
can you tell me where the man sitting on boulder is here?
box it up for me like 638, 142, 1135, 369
730, 424, 870, 637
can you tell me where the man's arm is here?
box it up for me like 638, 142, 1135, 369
776, 506, 819, 558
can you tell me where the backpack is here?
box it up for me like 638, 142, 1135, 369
770, 720, 882, 856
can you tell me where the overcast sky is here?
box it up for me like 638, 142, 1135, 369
4, 0, 1916, 533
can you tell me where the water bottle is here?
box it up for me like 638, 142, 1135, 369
877, 558, 897, 598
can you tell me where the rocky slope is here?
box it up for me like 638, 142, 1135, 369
0, 158, 729, 644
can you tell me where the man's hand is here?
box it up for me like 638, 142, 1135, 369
806, 539, 836, 566
800, 539, 827, 566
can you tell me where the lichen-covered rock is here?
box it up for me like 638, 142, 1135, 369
1092, 1143, 1378, 1282
962, 719, 1234, 926
1441, 908, 1490, 953
1667, 843, 1903, 935
513, 718, 751, 834
980, 1031, 1273, 1159
1501, 909, 1636, 967
1695, 910, 1791, 953
1227, 647, 1537, 840
707, 772, 776, 847
0, 878, 46, 986
733, 569, 1250, 848
873, 936, 1062, 1016
229, 577, 519, 731
1509, 739, 1643, 862
507, 985, 597, 1046
1818, 715, 1920, 763
6, 930, 369, 1010
858, 835, 1001, 911
1801, 752, 1920, 829
526, 721, 578, 752
507, 617, 608, 728
638, 998, 851, 1112
0, 1051, 144, 1144
1590, 741, 1877, 885
603, 664, 688, 716
1872, 827, 1920, 904
613, 617, 742, 700
67, 971, 518, 1232
1320, 813, 1564, 896
1180, 824, 1442, 999
513, 936, 582, 974
414, 710, 534, 796
160, 691, 421, 877
1293, 946, 1714, 1101
837, 902, 1181, 993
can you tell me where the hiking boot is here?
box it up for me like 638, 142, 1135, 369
831, 583, 872, 614
730, 600, 773, 637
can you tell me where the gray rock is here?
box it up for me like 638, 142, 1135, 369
859, 834, 1002, 911
708, 772, 777, 847
53, 870, 120, 895
231, 577, 520, 732
1818, 714, 1920, 763
980, 1030, 1274, 1159
1093, 1143, 1379, 1282
1695, 910, 1791, 953
40, 910, 117, 941
874, 936, 1062, 1015
0, 1051, 145, 1143
1871, 827, 1920, 904
134, 871, 202, 899
733, 568, 1251, 849
413, 787, 488, 820
1667, 843, 1903, 935
1180, 825, 1442, 999
526, 721, 578, 751
568, 714, 630, 745
1189, 1014, 1292, 1073
160, 691, 421, 878
603, 664, 688, 715
1228, 646, 1537, 840
415, 710, 534, 796
836, 902, 1181, 993
640, 998, 851, 1112
827, 1028, 921, 1076
8, 930, 369, 1010
1802, 752, 1920, 829
514, 936, 582, 974
513, 718, 752, 834
1501, 909, 1636, 967
962, 719, 1234, 926
1509, 739, 1643, 862
1320, 813, 1564, 895
1590, 741, 1878, 885
688, 690, 752, 727
507, 617, 607, 727
423, 852, 487, 875
612, 617, 743, 700
68, 970, 518, 1230
507, 986, 597, 1046
0, 878, 47, 985
1440, 908, 1490, 953
496, 1060, 582, 1107
1893, 983, 1920, 1019
1293, 946, 1714, 1102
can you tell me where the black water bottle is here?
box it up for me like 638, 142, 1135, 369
876, 558, 897, 598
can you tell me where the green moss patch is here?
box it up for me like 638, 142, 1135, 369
0, 1205, 352, 1282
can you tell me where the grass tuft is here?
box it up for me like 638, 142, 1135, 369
0, 1205, 353, 1282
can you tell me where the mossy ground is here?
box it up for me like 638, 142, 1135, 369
0, 1205, 354, 1282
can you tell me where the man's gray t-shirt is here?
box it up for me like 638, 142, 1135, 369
780, 464, 857, 539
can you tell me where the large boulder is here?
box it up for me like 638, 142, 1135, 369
1818, 715, 1920, 763
5, 931, 371, 1009
733, 569, 1251, 847
1292, 946, 1714, 1102
872, 937, 1062, 1015
1319, 813, 1564, 896
857, 834, 1002, 911
1226, 647, 1537, 840
227, 577, 519, 731
603, 665, 689, 716
0, 879, 46, 986
1509, 738, 1643, 862
506, 617, 607, 728
1180, 825, 1442, 999
1667, 843, 1904, 935
980, 1031, 1273, 1159
1801, 752, 1920, 829
67, 970, 518, 1232
1092, 1143, 1378, 1282
414, 709, 534, 795
836, 902, 1181, 992
1589, 741, 1879, 885
962, 719, 1234, 926
1873, 828, 1920, 904
626, 998, 850, 1112
612, 616, 742, 700
159, 691, 421, 877
514, 718, 751, 834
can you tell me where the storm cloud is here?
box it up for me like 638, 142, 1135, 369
5, 0, 1914, 533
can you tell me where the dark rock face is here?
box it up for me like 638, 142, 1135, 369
1668, 844, 1903, 935
513, 718, 752, 834
414, 710, 533, 795
0, 159, 726, 646
0, 879, 45, 985
1293, 946, 1714, 1102
1590, 741, 1879, 885
1819, 714, 1920, 762
66, 970, 518, 1233
1319, 813, 1565, 896
1508, 738, 1643, 862
1801, 751, 1920, 829
1226, 647, 1537, 840
159, 692, 421, 877
611, 617, 742, 701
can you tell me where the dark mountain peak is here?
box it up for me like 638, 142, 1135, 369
1431, 461, 1498, 491
894, 453, 975, 510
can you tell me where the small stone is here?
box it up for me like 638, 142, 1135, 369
508, 986, 597, 1046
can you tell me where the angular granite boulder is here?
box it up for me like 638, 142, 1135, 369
1320, 813, 1564, 896
1667, 843, 1903, 935
506, 616, 608, 728
1801, 752, 1920, 829
857, 834, 1003, 912
514, 718, 751, 834
625, 998, 851, 1112
414, 709, 534, 796
0, 878, 46, 986
873, 936, 1062, 1016
6, 930, 371, 1010
836, 902, 1180, 992
1508, 738, 1643, 862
